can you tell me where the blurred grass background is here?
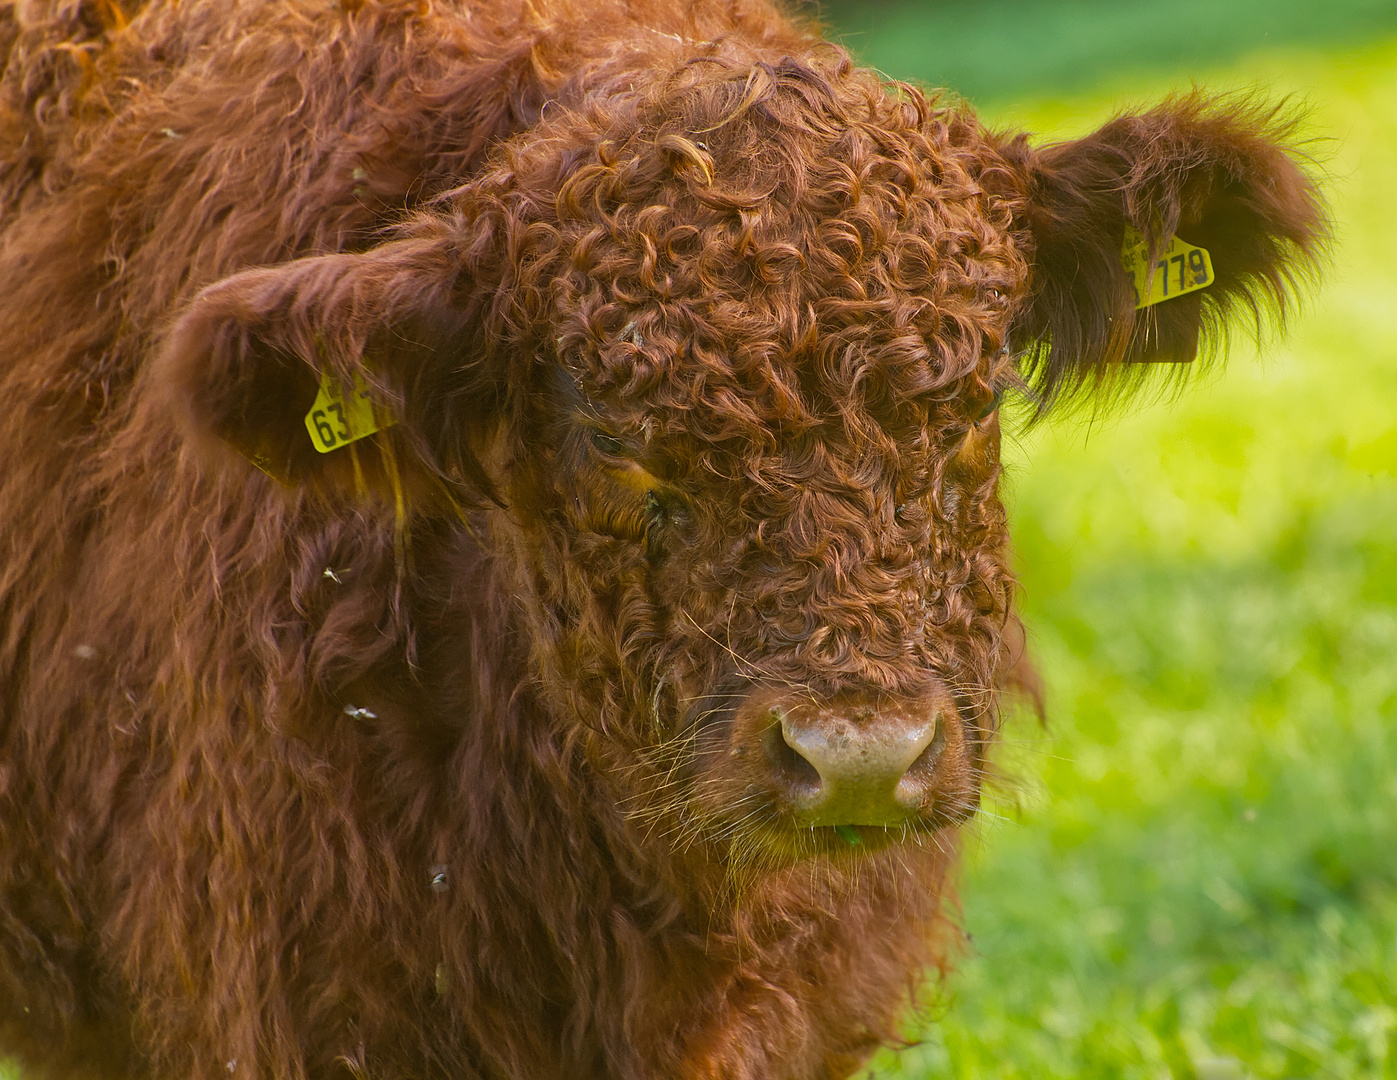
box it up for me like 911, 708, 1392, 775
801, 1, 1397, 1077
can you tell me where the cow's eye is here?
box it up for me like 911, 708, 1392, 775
590, 431, 627, 457
975, 387, 1004, 422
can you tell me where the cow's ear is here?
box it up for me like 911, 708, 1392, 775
149, 229, 500, 498
1000, 92, 1330, 411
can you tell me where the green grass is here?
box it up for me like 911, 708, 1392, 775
844, 12, 1397, 1080
813, 0, 1397, 109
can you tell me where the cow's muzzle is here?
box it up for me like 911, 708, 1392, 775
726, 686, 971, 829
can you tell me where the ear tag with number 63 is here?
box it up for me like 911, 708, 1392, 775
1122, 225, 1215, 310
305, 371, 394, 453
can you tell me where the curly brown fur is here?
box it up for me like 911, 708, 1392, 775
0, 2, 1327, 1078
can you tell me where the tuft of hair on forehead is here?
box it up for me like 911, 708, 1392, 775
463, 47, 1024, 452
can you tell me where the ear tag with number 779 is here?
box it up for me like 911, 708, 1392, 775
1122, 225, 1215, 310
304, 370, 395, 453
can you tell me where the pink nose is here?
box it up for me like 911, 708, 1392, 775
742, 693, 950, 827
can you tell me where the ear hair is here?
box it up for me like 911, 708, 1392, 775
1000, 91, 1331, 414
147, 229, 501, 503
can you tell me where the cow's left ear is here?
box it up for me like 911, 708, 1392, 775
147, 224, 502, 498
996, 92, 1330, 410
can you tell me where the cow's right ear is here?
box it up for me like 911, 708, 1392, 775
149, 230, 501, 498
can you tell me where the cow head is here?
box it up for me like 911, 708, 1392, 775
151, 53, 1325, 871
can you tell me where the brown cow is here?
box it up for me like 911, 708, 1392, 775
0, 1, 1325, 1077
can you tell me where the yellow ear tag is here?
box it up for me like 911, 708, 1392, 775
304, 371, 394, 453
1122, 226, 1215, 310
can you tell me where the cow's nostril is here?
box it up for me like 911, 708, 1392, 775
763, 710, 822, 796
909, 716, 948, 775
893, 718, 947, 806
